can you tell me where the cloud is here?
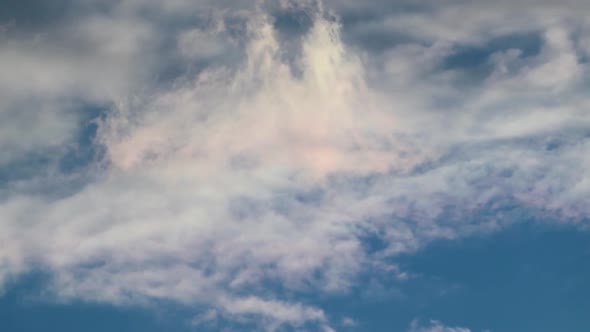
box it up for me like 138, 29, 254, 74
408, 319, 473, 332
0, 7, 394, 328
1, 0, 590, 330
0, 1, 158, 172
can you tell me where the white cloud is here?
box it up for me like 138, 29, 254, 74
220, 296, 326, 324
408, 319, 473, 332
1, 0, 590, 330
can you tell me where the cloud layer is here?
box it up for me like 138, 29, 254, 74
1, 0, 589, 330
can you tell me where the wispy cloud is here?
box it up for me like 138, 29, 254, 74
408, 319, 473, 332
1, 0, 589, 330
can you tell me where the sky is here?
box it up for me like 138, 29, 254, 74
0, 0, 589, 331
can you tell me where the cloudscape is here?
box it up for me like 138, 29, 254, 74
1, 1, 589, 331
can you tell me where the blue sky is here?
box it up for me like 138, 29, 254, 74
1, 1, 590, 331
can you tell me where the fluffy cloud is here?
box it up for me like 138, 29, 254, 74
1, 0, 589, 330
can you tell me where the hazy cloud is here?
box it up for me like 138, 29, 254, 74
1, 0, 589, 330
